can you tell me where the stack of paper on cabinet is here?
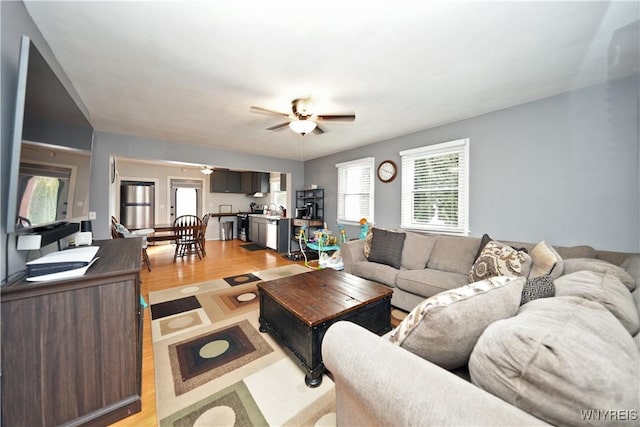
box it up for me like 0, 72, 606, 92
26, 246, 99, 282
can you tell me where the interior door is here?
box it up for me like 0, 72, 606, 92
169, 179, 203, 221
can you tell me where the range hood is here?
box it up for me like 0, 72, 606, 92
249, 192, 265, 197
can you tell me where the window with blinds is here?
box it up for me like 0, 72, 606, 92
336, 157, 375, 224
400, 139, 469, 235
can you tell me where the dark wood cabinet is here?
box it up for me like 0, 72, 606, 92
280, 173, 287, 191
249, 216, 268, 247
241, 171, 253, 194
241, 172, 269, 194
1, 238, 143, 427
210, 170, 241, 193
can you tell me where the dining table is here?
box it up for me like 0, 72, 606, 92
127, 213, 240, 243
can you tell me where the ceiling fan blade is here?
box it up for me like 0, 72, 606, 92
250, 106, 290, 117
313, 125, 325, 135
316, 114, 356, 121
266, 122, 291, 131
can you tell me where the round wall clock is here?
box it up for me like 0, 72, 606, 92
377, 160, 397, 183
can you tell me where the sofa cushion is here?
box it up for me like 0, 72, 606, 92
389, 276, 525, 369
554, 270, 639, 335
427, 235, 481, 275
529, 240, 564, 279
351, 261, 399, 288
520, 275, 555, 305
563, 258, 636, 291
468, 240, 532, 283
396, 269, 469, 299
366, 228, 406, 269
469, 297, 640, 427
555, 245, 597, 259
622, 255, 640, 289
400, 231, 437, 270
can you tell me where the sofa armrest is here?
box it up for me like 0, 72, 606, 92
341, 239, 367, 274
322, 321, 549, 427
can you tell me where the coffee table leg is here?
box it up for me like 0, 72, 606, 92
305, 372, 322, 388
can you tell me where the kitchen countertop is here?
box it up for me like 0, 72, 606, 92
248, 214, 287, 220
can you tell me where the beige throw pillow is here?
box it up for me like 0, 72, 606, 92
469, 240, 532, 283
529, 240, 563, 279
388, 276, 525, 369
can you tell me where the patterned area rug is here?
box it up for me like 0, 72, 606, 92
149, 264, 337, 427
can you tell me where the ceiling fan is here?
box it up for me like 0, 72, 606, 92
250, 98, 356, 135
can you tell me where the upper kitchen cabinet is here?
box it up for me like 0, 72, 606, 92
241, 172, 269, 195
210, 170, 241, 193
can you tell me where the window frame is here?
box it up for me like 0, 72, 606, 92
400, 138, 469, 236
336, 157, 375, 225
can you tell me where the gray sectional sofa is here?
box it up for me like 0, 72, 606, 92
325, 230, 640, 426
341, 230, 629, 311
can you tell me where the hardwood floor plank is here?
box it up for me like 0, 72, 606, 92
109, 239, 304, 427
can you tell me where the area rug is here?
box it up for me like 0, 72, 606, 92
240, 244, 266, 251
149, 264, 336, 426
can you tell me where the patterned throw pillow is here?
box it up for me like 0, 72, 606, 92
520, 275, 555, 305
367, 228, 407, 269
389, 276, 525, 369
469, 240, 532, 283
473, 233, 528, 262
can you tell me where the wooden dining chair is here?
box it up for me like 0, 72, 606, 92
199, 213, 211, 256
173, 214, 203, 261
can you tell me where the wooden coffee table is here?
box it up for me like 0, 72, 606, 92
257, 268, 393, 387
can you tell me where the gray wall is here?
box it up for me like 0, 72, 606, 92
307, 73, 640, 252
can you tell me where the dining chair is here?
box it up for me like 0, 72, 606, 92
111, 216, 152, 271
173, 214, 203, 261
199, 213, 211, 256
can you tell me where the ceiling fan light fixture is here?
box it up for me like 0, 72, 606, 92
289, 119, 317, 135
200, 167, 213, 175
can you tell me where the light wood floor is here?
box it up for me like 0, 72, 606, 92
110, 239, 304, 427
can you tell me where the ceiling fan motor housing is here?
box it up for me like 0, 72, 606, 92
292, 98, 314, 119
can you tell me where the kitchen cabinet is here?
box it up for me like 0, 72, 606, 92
211, 170, 241, 193
250, 216, 268, 247
249, 216, 289, 252
1, 238, 143, 426
241, 172, 269, 194
277, 218, 291, 252
279, 173, 287, 191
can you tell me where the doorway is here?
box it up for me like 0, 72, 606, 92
169, 179, 203, 222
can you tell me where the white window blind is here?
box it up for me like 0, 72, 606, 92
400, 139, 469, 235
336, 157, 375, 224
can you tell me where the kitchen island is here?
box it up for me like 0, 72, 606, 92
248, 214, 290, 252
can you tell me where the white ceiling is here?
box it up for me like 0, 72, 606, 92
24, 1, 640, 161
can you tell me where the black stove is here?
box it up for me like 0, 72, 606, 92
237, 213, 250, 241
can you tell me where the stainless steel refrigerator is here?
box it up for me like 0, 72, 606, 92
120, 181, 155, 228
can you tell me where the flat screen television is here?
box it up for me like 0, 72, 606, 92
6, 35, 94, 235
